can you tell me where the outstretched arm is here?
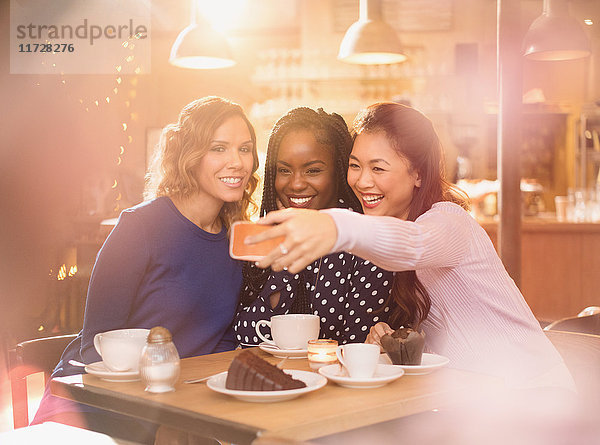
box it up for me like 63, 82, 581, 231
248, 205, 470, 274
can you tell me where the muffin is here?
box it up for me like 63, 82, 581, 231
380, 327, 425, 365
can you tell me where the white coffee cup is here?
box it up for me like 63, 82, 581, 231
336, 343, 380, 379
93, 328, 150, 372
255, 314, 320, 350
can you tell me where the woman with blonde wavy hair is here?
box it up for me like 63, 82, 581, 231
32, 96, 259, 443
145, 96, 259, 230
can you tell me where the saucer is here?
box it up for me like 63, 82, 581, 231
378, 353, 450, 375
85, 361, 140, 382
318, 364, 405, 389
207, 370, 326, 402
258, 342, 308, 359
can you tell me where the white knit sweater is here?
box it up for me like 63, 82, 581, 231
324, 202, 573, 388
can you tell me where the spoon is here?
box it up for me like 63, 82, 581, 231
68, 359, 88, 367
184, 356, 289, 384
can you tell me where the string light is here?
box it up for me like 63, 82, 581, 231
32, 34, 145, 301
57, 264, 67, 281
111, 35, 141, 215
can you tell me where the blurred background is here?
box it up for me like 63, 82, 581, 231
0, 0, 599, 430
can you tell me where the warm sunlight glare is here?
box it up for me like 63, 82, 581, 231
27, 373, 44, 422
198, 0, 246, 33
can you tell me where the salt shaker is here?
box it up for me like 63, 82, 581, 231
140, 326, 180, 393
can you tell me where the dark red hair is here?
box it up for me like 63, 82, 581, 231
353, 102, 469, 329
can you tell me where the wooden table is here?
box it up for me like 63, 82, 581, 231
50, 349, 501, 444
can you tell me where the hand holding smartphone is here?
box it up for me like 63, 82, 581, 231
229, 221, 285, 261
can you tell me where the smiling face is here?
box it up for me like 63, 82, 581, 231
348, 131, 421, 220
274, 129, 337, 210
192, 115, 255, 206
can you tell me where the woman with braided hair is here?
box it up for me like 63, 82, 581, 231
234, 107, 394, 346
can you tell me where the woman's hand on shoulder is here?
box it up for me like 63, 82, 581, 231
248, 209, 337, 274
365, 322, 394, 352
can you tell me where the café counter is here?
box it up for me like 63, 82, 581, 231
480, 218, 600, 322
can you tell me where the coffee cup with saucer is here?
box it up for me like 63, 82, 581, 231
255, 313, 319, 349
92, 328, 149, 377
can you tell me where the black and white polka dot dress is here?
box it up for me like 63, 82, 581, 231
233, 253, 394, 346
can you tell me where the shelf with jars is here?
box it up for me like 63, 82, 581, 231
479, 109, 571, 213
576, 104, 600, 191
248, 47, 453, 129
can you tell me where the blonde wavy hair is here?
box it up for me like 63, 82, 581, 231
144, 96, 259, 230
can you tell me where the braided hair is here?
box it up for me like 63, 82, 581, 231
240, 107, 361, 311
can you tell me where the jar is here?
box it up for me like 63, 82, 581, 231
139, 326, 180, 393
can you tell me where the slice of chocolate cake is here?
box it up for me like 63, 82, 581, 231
381, 327, 425, 365
225, 350, 306, 391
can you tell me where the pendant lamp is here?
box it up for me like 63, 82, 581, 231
338, 0, 407, 65
169, 0, 235, 69
523, 0, 591, 61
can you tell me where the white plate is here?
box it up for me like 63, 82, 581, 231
318, 364, 405, 389
206, 369, 327, 402
258, 342, 308, 359
84, 361, 140, 382
378, 353, 450, 375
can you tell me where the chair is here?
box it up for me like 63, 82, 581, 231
545, 330, 600, 405
543, 312, 600, 336
9, 334, 77, 429
578, 306, 600, 317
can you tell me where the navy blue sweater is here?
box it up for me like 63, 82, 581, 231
34, 196, 241, 422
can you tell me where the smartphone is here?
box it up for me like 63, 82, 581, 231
229, 221, 285, 261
